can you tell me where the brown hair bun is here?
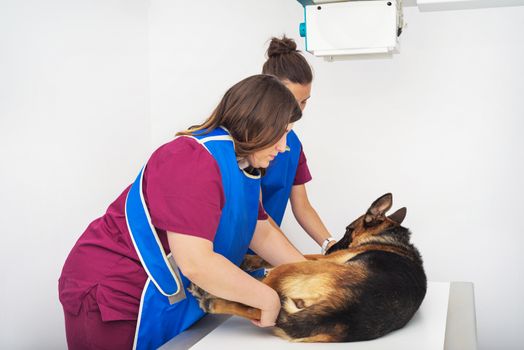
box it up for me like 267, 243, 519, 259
267, 36, 298, 58
262, 35, 313, 85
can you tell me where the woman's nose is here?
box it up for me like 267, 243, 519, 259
275, 135, 287, 153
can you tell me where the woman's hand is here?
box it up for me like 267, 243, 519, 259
251, 289, 281, 327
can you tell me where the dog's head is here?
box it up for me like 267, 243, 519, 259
326, 193, 406, 254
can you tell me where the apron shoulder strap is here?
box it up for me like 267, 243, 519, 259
125, 167, 182, 297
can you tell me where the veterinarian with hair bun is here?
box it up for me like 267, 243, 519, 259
58, 74, 307, 350
261, 36, 336, 254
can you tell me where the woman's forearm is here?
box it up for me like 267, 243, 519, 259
293, 203, 331, 246
250, 220, 306, 266
168, 232, 279, 312
290, 185, 332, 246
187, 251, 279, 311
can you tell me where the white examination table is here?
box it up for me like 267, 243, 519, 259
160, 282, 477, 350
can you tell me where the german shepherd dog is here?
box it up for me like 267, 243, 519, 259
189, 193, 427, 342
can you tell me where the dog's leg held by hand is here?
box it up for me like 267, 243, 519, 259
188, 282, 262, 320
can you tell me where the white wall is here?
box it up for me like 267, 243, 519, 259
148, 2, 524, 350
148, 0, 303, 142
1, 0, 523, 349
0, 0, 150, 348
297, 7, 524, 350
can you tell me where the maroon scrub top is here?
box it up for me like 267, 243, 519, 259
59, 137, 269, 322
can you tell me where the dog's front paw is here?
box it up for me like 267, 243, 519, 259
188, 283, 205, 298
188, 283, 215, 313
240, 254, 272, 271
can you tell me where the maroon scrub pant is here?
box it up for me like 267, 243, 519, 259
63, 288, 136, 350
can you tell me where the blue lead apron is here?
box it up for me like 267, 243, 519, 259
125, 127, 260, 350
261, 130, 302, 226
245, 131, 302, 268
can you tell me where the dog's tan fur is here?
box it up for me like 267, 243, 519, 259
189, 193, 427, 342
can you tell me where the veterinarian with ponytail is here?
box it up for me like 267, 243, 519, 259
58, 75, 306, 350
261, 36, 336, 254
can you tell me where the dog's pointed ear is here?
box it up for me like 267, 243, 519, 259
388, 207, 407, 224
364, 193, 393, 225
